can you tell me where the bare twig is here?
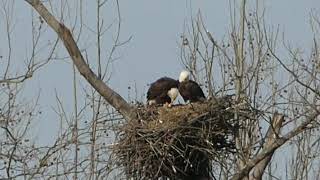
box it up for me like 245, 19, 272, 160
25, 0, 135, 121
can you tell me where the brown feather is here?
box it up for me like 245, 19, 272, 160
147, 77, 179, 104
179, 80, 205, 102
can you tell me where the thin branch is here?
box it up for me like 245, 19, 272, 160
249, 113, 284, 180
25, 0, 135, 121
231, 111, 319, 180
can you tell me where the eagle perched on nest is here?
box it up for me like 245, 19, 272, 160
115, 72, 245, 180
146, 77, 179, 107
178, 70, 206, 103
146, 70, 205, 106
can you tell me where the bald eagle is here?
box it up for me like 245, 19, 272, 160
147, 77, 179, 107
178, 70, 206, 103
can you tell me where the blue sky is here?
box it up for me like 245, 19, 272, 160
0, 0, 319, 177
1, 0, 319, 147
113, 0, 319, 97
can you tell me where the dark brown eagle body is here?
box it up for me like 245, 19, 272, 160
147, 77, 179, 105
179, 80, 205, 103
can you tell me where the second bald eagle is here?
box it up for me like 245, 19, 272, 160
178, 70, 206, 103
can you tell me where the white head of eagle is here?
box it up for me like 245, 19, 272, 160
167, 87, 179, 102
146, 77, 179, 106
179, 70, 190, 82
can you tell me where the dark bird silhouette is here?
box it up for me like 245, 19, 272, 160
178, 70, 206, 103
147, 77, 179, 107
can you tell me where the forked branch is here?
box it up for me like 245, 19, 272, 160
25, 0, 135, 121
249, 113, 284, 180
231, 112, 319, 180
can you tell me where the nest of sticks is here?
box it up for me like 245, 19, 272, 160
113, 95, 253, 179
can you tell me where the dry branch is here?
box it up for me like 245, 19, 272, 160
25, 0, 135, 121
250, 113, 284, 180
231, 112, 319, 180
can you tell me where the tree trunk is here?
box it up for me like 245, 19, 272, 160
25, 0, 135, 121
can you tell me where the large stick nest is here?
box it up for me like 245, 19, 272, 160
113, 96, 253, 179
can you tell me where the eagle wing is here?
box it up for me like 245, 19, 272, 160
179, 80, 205, 102
189, 80, 205, 99
147, 77, 178, 101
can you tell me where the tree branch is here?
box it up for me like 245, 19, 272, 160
231, 112, 319, 180
25, 0, 135, 120
249, 113, 284, 180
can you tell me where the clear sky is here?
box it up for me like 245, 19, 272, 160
0, 0, 320, 178
1, 0, 319, 151
112, 0, 320, 97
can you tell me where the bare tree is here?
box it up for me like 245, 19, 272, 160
179, 1, 320, 179
1, 0, 130, 179
1, 0, 320, 179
